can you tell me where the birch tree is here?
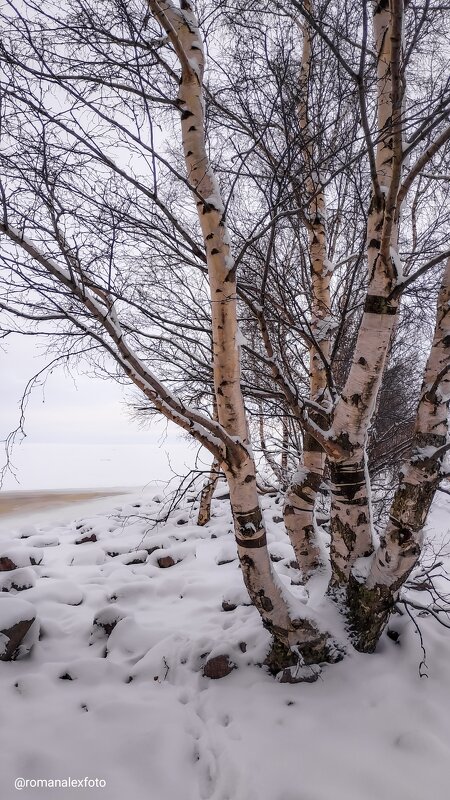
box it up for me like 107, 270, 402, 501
0, 0, 449, 670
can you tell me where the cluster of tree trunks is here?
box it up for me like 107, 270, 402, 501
0, 0, 449, 668
144, 0, 449, 660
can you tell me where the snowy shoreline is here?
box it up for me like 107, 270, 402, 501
0, 489, 131, 517
0, 489, 449, 799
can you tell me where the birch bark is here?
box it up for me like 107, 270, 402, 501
147, 0, 331, 657
350, 258, 450, 651
328, 0, 405, 585
284, 3, 331, 578
197, 460, 220, 526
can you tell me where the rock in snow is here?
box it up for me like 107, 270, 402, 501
0, 488, 449, 800
0, 596, 38, 660
92, 606, 126, 637
0, 567, 36, 593
0, 556, 18, 571
75, 532, 98, 544
202, 654, 236, 679
157, 555, 176, 568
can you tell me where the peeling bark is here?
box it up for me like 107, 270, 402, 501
197, 460, 220, 526
284, 461, 322, 578
284, 2, 331, 577
351, 258, 450, 651
328, 0, 405, 584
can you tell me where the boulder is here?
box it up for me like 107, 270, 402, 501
0, 597, 38, 660
92, 606, 125, 637
75, 533, 97, 545
0, 548, 43, 570
120, 551, 148, 565
0, 567, 36, 593
157, 555, 176, 569
221, 600, 237, 612
0, 557, 17, 572
202, 654, 236, 679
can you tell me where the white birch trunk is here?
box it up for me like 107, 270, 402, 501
197, 460, 220, 526
284, 3, 331, 577
328, 0, 404, 584
349, 258, 450, 651
148, 0, 331, 659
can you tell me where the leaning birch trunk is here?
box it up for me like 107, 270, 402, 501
197, 396, 220, 526
280, 417, 289, 483
327, 0, 404, 585
197, 460, 220, 526
284, 2, 331, 578
349, 257, 450, 651
148, 0, 331, 660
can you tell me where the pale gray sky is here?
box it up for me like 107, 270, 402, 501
1, 335, 201, 491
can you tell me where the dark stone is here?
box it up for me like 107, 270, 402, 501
59, 672, 73, 680
157, 555, 176, 569
145, 545, 161, 556
93, 617, 119, 637
123, 552, 147, 565
221, 600, 237, 612
239, 641, 247, 653
272, 515, 283, 524
0, 617, 35, 661
202, 654, 236, 679
2, 581, 31, 593
0, 557, 18, 572
75, 533, 97, 545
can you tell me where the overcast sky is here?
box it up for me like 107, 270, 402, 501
1, 335, 200, 491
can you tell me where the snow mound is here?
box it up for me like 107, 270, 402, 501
0, 489, 449, 800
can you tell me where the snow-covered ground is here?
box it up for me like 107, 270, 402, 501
0, 486, 450, 800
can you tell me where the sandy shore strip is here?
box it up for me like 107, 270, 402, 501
0, 489, 127, 517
